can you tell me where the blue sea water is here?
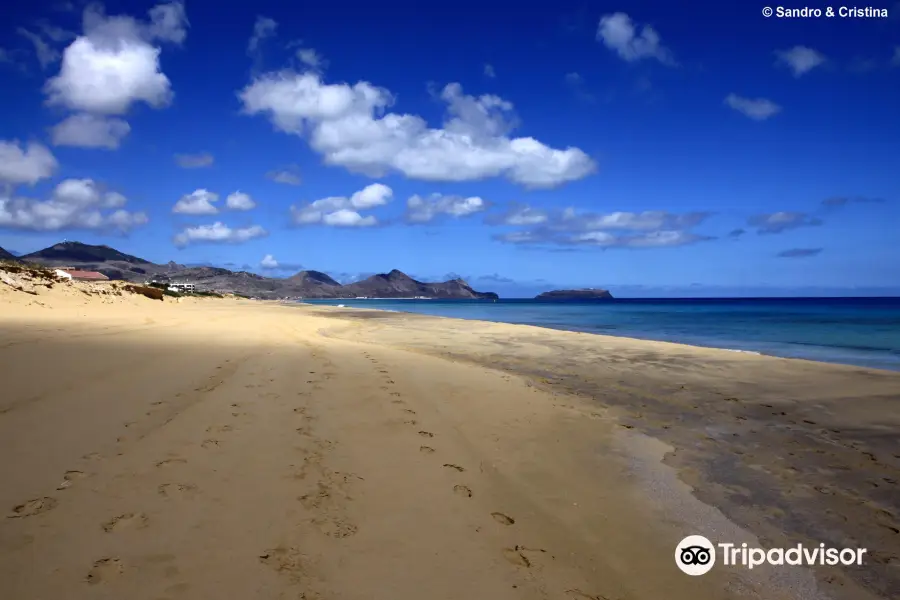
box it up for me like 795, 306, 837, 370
302, 297, 900, 372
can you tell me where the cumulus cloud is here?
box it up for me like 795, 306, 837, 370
266, 166, 302, 185
174, 152, 214, 168
597, 13, 676, 66
239, 73, 595, 188
173, 222, 267, 247
405, 194, 486, 223
50, 113, 131, 149
724, 94, 782, 121
775, 46, 826, 77
747, 211, 823, 234
260, 253, 278, 269
490, 205, 713, 249
728, 228, 746, 238
173, 189, 219, 214
777, 248, 822, 258
44, 2, 187, 116
484, 63, 496, 78
0, 140, 58, 185
290, 183, 391, 227
0, 178, 147, 232
225, 191, 256, 211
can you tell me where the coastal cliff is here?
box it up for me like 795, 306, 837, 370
535, 288, 614, 300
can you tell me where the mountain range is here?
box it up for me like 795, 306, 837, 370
1, 242, 498, 300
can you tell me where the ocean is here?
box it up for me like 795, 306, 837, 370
301, 297, 900, 372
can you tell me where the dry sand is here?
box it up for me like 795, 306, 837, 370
1, 273, 898, 600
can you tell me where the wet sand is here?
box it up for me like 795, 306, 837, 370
0, 290, 897, 600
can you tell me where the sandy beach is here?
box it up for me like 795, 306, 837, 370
1, 276, 898, 600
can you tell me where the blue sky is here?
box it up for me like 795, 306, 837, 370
0, 0, 898, 297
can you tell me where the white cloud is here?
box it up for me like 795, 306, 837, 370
748, 211, 823, 233
489, 204, 549, 226
0, 140, 59, 185
775, 46, 826, 77
44, 2, 187, 115
50, 113, 131, 149
260, 253, 278, 269
173, 189, 219, 214
406, 194, 486, 223
290, 183, 390, 227
297, 48, 325, 70
174, 152, 214, 168
490, 205, 712, 249
266, 166, 302, 185
597, 13, 676, 66
173, 222, 267, 247
225, 191, 256, 211
0, 178, 147, 232
239, 73, 595, 188
484, 63, 496, 78
17, 27, 60, 69
724, 94, 782, 121
322, 209, 376, 227
247, 16, 277, 55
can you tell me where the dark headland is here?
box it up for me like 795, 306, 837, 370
535, 288, 614, 300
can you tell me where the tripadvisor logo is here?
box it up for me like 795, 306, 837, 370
675, 535, 868, 576
676, 535, 716, 576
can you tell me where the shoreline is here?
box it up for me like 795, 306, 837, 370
2, 283, 898, 599
303, 301, 900, 373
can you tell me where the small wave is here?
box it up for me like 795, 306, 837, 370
723, 348, 763, 355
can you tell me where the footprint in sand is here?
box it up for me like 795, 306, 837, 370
390, 392, 401, 397
419, 446, 435, 454
566, 590, 610, 600
404, 420, 418, 426
491, 512, 515, 525
8, 497, 58, 518
102, 512, 149, 532
443, 464, 465, 472
156, 458, 187, 468
57, 470, 87, 490
418, 431, 434, 438
402, 409, 416, 415
207, 425, 232, 433
158, 483, 198, 498
259, 546, 306, 581
201, 439, 220, 449
454, 485, 473, 498
86, 558, 124, 584
502, 546, 546, 568
502, 548, 530, 568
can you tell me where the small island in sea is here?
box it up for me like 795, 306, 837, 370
534, 288, 614, 300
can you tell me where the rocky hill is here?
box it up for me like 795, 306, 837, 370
16, 241, 497, 300
535, 289, 613, 300
343, 270, 498, 299
0, 246, 20, 262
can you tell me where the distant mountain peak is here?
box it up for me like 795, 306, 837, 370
24, 241, 151, 265
289, 270, 340, 286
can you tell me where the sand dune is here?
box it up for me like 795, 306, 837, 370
1, 274, 897, 600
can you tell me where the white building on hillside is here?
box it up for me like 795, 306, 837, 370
168, 282, 196, 293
